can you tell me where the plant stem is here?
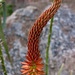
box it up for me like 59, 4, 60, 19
45, 17, 54, 75
2, 2, 7, 28
0, 44, 7, 75
57, 64, 64, 75
0, 17, 13, 66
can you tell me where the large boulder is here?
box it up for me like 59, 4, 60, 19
2, 6, 40, 75
40, 5, 75, 75
1, 5, 75, 75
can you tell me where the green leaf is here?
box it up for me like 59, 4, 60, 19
0, 44, 7, 75
2, 2, 7, 28
0, 17, 13, 66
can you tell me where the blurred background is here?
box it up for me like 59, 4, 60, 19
0, 0, 75, 75
0, 0, 75, 17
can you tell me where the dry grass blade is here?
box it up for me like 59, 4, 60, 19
57, 64, 64, 75
70, 70, 73, 75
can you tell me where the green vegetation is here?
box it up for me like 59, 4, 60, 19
45, 17, 54, 75
0, 18, 13, 66
0, 1, 13, 68
0, 44, 7, 75
0, 4, 14, 16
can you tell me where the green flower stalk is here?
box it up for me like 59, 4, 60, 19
45, 0, 61, 74
45, 17, 54, 75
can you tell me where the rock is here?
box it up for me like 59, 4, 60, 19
1, 6, 40, 75
21, 6, 38, 17
1, 4, 75, 75
40, 5, 75, 75
4, 5, 40, 49
56, 49, 75, 75
6, 6, 38, 24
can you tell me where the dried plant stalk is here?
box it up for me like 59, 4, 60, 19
57, 64, 64, 75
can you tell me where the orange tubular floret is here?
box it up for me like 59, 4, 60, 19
21, 62, 28, 65
21, 65, 30, 70
25, 56, 32, 61
21, 0, 61, 75
21, 70, 29, 75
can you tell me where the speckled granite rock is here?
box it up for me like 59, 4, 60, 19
40, 5, 75, 75
0, 6, 40, 75
0, 5, 75, 75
